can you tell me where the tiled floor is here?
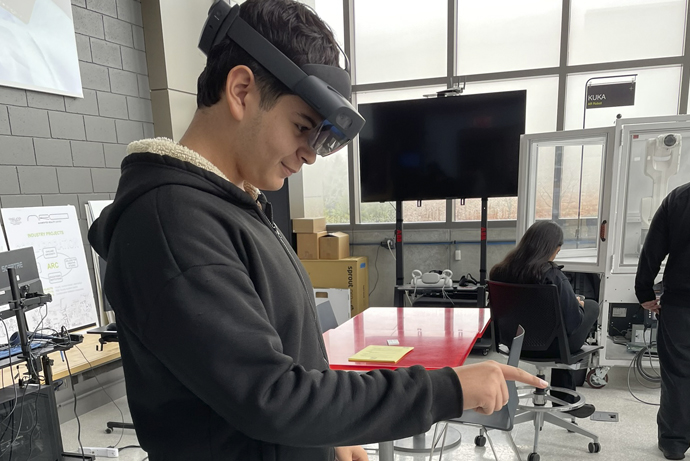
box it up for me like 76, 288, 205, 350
60, 353, 667, 461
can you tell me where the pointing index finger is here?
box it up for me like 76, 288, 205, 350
497, 363, 549, 388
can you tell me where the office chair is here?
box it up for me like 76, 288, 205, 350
315, 300, 339, 333
437, 325, 525, 461
487, 281, 602, 461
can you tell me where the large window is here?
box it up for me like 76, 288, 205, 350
311, 0, 690, 227
314, 0, 345, 49
568, 0, 686, 66
456, 0, 562, 75
302, 147, 350, 224
353, 0, 447, 84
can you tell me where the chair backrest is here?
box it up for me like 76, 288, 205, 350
487, 280, 572, 363
451, 325, 524, 430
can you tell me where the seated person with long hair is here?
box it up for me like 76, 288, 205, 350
490, 221, 599, 418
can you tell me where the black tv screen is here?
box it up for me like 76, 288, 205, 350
358, 90, 526, 202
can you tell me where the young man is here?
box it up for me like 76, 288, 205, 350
88, 1, 546, 460
635, 182, 690, 460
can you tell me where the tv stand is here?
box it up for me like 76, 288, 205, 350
391, 198, 492, 353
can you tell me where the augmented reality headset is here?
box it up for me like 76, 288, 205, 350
199, 1, 365, 156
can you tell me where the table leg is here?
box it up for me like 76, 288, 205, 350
394, 424, 462, 454
379, 441, 394, 461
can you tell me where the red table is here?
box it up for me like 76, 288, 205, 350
324, 307, 490, 371
323, 307, 491, 461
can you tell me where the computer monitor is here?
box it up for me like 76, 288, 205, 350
0, 247, 43, 321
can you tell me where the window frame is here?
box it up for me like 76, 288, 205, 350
312, 0, 690, 231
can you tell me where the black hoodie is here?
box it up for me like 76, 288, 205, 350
88, 139, 463, 461
635, 182, 690, 306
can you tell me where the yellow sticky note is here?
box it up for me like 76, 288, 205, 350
348, 345, 414, 363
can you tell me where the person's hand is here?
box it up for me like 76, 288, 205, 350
335, 445, 369, 461
641, 299, 660, 314
454, 361, 548, 415
578, 299, 585, 307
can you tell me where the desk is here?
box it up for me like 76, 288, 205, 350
394, 284, 479, 307
1, 330, 121, 387
323, 307, 490, 460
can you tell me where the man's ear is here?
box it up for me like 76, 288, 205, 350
224, 65, 258, 121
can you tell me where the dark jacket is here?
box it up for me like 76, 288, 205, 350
635, 182, 690, 306
542, 263, 584, 335
88, 140, 463, 461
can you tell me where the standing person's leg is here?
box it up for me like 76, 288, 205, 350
551, 300, 599, 410
657, 304, 690, 458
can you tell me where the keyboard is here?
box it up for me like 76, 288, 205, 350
0, 341, 47, 360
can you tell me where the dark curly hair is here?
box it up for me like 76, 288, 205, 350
197, 0, 341, 110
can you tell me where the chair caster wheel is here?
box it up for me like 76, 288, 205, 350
588, 442, 601, 453
528, 453, 540, 461
105, 428, 113, 434
586, 368, 609, 389
482, 349, 489, 356
474, 435, 486, 447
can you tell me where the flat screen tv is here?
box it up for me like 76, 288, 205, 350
358, 90, 526, 202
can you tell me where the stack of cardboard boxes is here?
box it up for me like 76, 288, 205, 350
293, 218, 369, 317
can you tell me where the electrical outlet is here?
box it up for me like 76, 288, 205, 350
381, 238, 395, 250
454, 250, 462, 261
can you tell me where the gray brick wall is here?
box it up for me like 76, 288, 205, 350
0, 0, 151, 298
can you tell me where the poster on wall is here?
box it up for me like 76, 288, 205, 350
0, 205, 97, 342
0, 0, 83, 97
0, 222, 7, 252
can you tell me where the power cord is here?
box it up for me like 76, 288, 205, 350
0, 317, 19, 458
73, 345, 128, 448
386, 239, 396, 261
626, 324, 660, 406
368, 245, 381, 297
23, 303, 51, 461
62, 329, 86, 460
0, 301, 48, 461
440, 286, 455, 307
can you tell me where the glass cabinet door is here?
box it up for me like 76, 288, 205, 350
517, 127, 615, 272
613, 120, 690, 273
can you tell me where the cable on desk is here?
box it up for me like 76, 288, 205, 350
118, 444, 143, 452
73, 344, 127, 448
440, 286, 455, 307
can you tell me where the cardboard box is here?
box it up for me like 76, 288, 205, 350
301, 257, 369, 316
319, 232, 350, 260
296, 231, 326, 260
292, 217, 326, 233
